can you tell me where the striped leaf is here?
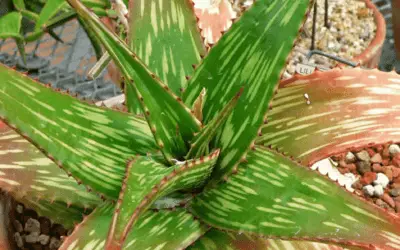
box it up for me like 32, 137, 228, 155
128, 0, 206, 95
0, 64, 158, 199
60, 203, 207, 250
106, 150, 220, 249
67, 0, 202, 163
257, 68, 400, 166
0, 126, 101, 212
187, 229, 269, 250
183, 0, 312, 182
188, 229, 350, 250
190, 146, 400, 249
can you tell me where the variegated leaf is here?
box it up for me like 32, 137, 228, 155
67, 0, 202, 163
183, 0, 312, 182
0, 64, 158, 199
258, 68, 400, 166
0, 126, 101, 213
106, 150, 219, 249
0, 12, 25, 62
60, 203, 207, 250
128, 0, 206, 95
190, 146, 400, 249
188, 229, 352, 250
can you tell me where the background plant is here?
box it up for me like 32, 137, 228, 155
1, 0, 400, 249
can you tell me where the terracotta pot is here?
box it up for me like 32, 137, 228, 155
351, 0, 386, 68
393, 0, 400, 59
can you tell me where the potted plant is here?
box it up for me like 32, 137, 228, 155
2, 0, 400, 249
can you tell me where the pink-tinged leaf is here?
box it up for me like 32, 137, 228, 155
0, 126, 101, 227
190, 146, 400, 249
258, 68, 400, 166
193, 0, 237, 44
0, 64, 158, 199
106, 150, 219, 249
188, 229, 351, 250
60, 203, 207, 250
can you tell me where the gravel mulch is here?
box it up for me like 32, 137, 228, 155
313, 143, 400, 214
6, 198, 70, 250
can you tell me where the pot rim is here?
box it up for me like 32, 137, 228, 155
352, 0, 387, 66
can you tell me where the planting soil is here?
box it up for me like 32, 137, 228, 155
313, 143, 400, 214
284, 0, 377, 78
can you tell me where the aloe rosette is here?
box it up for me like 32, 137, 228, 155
1, 0, 400, 249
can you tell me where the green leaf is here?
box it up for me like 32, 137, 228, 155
106, 150, 220, 249
187, 88, 243, 159
188, 229, 269, 250
12, 0, 25, 10
128, 0, 206, 95
60, 203, 207, 250
183, 0, 312, 182
67, 0, 202, 163
0, 12, 23, 40
0, 12, 25, 63
188, 229, 354, 250
34, 0, 66, 32
0, 126, 101, 212
257, 68, 400, 166
0, 64, 158, 199
190, 146, 400, 249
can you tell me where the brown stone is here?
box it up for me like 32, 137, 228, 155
38, 217, 51, 235
376, 198, 391, 209
347, 163, 357, 173
375, 145, 384, 154
352, 181, 363, 190
390, 188, 400, 197
382, 193, 396, 208
371, 153, 382, 164
372, 163, 384, 173
384, 167, 394, 182
338, 160, 347, 168
360, 172, 376, 185
383, 146, 390, 159
383, 159, 390, 166
356, 161, 371, 175
50, 224, 67, 238
395, 201, 400, 213
393, 154, 400, 168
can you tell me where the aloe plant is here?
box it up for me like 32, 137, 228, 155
1, 0, 400, 249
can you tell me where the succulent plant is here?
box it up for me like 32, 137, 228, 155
1, 0, 400, 249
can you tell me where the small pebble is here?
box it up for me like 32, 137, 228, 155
373, 173, 390, 188
356, 150, 371, 162
361, 172, 376, 185
25, 232, 40, 244
389, 144, 400, 156
390, 188, 400, 197
25, 218, 41, 233
318, 161, 332, 175
392, 154, 400, 167
356, 161, 371, 175
371, 153, 382, 164
373, 184, 384, 197
345, 152, 356, 163
14, 232, 24, 248
13, 220, 23, 233
38, 234, 50, 245
372, 163, 383, 173
363, 185, 374, 196
382, 193, 396, 208
16, 204, 23, 214
49, 237, 61, 250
